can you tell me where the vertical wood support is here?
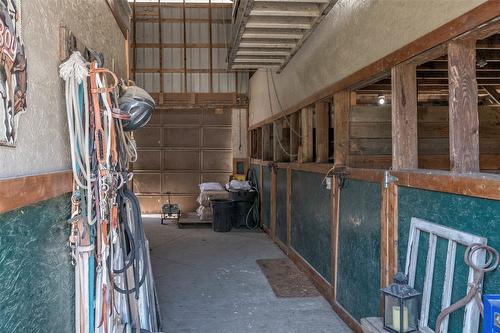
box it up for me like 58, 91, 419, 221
286, 167, 292, 246
331, 175, 340, 302
259, 164, 263, 227
208, 0, 213, 93
391, 63, 418, 170
182, 0, 188, 93
271, 166, 277, 240
333, 91, 350, 166
289, 113, 300, 162
262, 124, 273, 161
157, 0, 164, 104
299, 107, 313, 163
448, 39, 480, 173
273, 119, 289, 162
132, 0, 137, 82
316, 101, 330, 163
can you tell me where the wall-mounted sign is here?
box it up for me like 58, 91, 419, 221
0, 0, 27, 147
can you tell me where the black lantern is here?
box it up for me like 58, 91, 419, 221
381, 272, 421, 333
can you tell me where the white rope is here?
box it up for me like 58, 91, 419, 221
60, 52, 93, 189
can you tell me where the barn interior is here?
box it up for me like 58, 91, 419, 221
1, 1, 500, 333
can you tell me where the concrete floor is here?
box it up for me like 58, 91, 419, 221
143, 217, 352, 333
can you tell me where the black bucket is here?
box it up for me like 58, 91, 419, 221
228, 190, 257, 202
211, 199, 233, 232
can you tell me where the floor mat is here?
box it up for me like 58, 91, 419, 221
256, 258, 320, 298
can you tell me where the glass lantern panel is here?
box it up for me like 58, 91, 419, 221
384, 294, 399, 332
404, 296, 419, 332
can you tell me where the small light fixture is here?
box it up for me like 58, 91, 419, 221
477, 57, 488, 68
378, 94, 386, 105
381, 272, 421, 333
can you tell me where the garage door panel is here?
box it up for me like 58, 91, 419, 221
203, 150, 232, 171
163, 150, 200, 170
137, 195, 162, 214
162, 109, 201, 125
203, 109, 231, 125
203, 128, 232, 148
135, 127, 162, 147
201, 173, 230, 185
148, 112, 162, 126
133, 173, 162, 194
163, 173, 201, 194
169, 195, 199, 213
164, 127, 200, 148
134, 150, 162, 170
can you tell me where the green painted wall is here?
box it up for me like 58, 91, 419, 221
337, 179, 381, 321
262, 167, 271, 228
291, 171, 331, 283
0, 194, 73, 332
398, 187, 500, 332
276, 168, 287, 244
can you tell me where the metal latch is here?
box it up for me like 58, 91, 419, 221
383, 170, 398, 188
332, 166, 349, 189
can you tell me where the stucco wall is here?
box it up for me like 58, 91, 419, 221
248, 0, 486, 126
0, 0, 127, 178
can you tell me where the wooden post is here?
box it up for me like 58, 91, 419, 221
289, 113, 300, 162
157, 0, 164, 104
333, 91, 350, 166
316, 101, 330, 163
208, 0, 213, 93
448, 39, 480, 173
182, 0, 188, 93
299, 107, 313, 163
391, 63, 418, 170
273, 119, 289, 162
286, 167, 292, 246
271, 167, 277, 240
262, 124, 273, 161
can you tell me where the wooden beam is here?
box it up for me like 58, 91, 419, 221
298, 107, 313, 162
333, 91, 350, 166
448, 39, 479, 173
157, 0, 164, 104
273, 119, 290, 162
287, 167, 292, 246
182, 0, 188, 93
289, 113, 300, 162
483, 86, 500, 105
247, 2, 500, 131
391, 63, 418, 170
315, 101, 330, 163
209, 0, 213, 93
262, 124, 273, 160
0, 171, 72, 214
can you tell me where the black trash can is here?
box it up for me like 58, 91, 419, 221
233, 200, 257, 228
211, 199, 233, 232
229, 191, 257, 228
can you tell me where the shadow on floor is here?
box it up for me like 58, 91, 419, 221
143, 217, 352, 333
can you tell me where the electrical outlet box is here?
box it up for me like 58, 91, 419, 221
325, 176, 332, 190
484, 294, 500, 333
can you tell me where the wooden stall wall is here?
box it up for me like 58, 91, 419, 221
348, 105, 500, 172
291, 171, 332, 284
261, 166, 271, 230
275, 168, 288, 246
397, 186, 500, 332
0, 194, 73, 332
336, 179, 382, 322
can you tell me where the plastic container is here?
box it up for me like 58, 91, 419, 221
211, 199, 233, 232
228, 190, 256, 202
